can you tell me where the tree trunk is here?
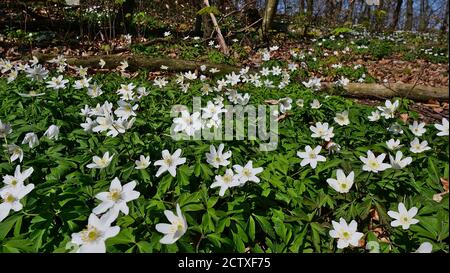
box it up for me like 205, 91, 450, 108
419, 0, 427, 31
391, 0, 404, 30
120, 0, 135, 34
326, 0, 337, 25
306, 0, 313, 20
347, 0, 356, 23
262, 0, 279, 41
336, 0, 343, 23
299, 0, 305, 13
405, 0, 413, 30
440, 0, 449, 35
360, 0, 371, 25
193, 0, 203, 36
245, 0, 257, 8
203, 0, 229, 55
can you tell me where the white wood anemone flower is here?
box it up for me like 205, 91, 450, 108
409, 138, 431, 154
310, 122, 335, 141
87, 151, 114, 169
329, 218, 364, 249
326, 169, 354, 193
71, 212, 120, 253
0, 183, 35, 222
92, 177, 140, 217
205, 144, 232, 169
360, 150, 391, 173
22, 132, 39, 148
409, 121, 427, 137
233, 161, 264, 185
1, 165, 34, 193
297, 145, 326, 169
154, 149, 186, 177
135, 155, 151, 169
155, 204, 188, 245
387, 202, 419, 230
389, 151, 412, 169
434, 118, 448, 136
414, 242, 433, 253
210, 169, 240, 196
386, 138, 402, 150
44, 124, 60, 140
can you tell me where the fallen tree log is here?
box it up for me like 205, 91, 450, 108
28, 53, 450, 101
34, 53, 241, 75
322, 82, 449, 101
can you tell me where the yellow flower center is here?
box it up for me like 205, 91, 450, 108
369, 160, 379, 169
109, 190, 121, 201
164, 157, 173, 166
243, 168, 251, 177
223, 175, 232, 184
169, 221, 184, 234
342, 231, 350, 239
4, 194, 15, 203
82, 226, 101, 242
99, 158, 107, 166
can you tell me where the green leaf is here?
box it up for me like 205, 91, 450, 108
207, 196, 219, 208
248, 216, 256, 242
0, 215, 21, 240
157, 174, 173, 195
289, 225, 308, 252
232, 231, 246, 252
106, 228, 135, 246
427, 157, 441, 188
177, 165, 192, 186
253, 214, 275, 238
197, 6, 220, 16
310, 222, 323, 253
137, 241, 153, 253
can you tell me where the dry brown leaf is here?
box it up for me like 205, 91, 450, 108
370, 208, 380, 222
427, 99, 440, 105
432, 178, 449, 202
358, 238, 366, 248
276, 113, 290, 122
399, 113, 409, 123
440, 177, 449, 192
433, 192, 446, 202
264, 99, 279, 105
372, 227, 383, 235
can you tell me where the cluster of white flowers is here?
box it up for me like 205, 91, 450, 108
1, 45, 446, 254
80, 100, 136, 137
47, 55, 68, 73
0, 165, 35, 222
207, 143, 263, 197
70, 175, 141, 252
0, 56, 50, 84
1, 121, 59, 163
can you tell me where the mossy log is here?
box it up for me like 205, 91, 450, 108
32, 53, 448, 101
35, 53, 240, 76
322, 82, 449, 101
